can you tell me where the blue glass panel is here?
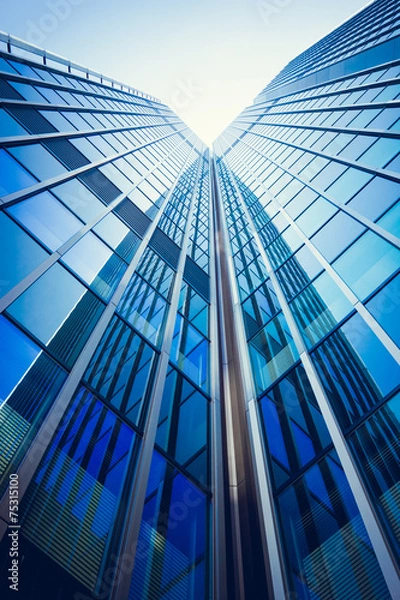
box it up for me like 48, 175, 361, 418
326, 167, 372, 204
52, 178, 105, 222
0, 212, 48, 296
19, 387, 137, 592
130, 451, 208, 600
312, 313, 400, 429
347, 176, 399, 221
9, 144, 67, 181
277, 452, 391, 600
7, 191, 82, 251
7, 263, 85, 344
311, 210, 365, 262
249, 313, 299, 394
333, 231, 400, 300
0, 149, 37, 196
0, 108, 27, 136
0, 315, 39, 401
366, 275, 400, 346
349, 395, 400, 557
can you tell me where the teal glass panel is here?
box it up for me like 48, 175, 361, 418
170, 315, 209, 392
290, 272, 353, 348
349, 394, 400, 557
118, 274, 168, 346
366, 275, 400, 346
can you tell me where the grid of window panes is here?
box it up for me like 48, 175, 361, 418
0, 45, 212, 600
214, 37, 400, 598
129, 152, 212, 600
256, 0, 400, 99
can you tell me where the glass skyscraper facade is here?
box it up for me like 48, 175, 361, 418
0, 0, 399, 598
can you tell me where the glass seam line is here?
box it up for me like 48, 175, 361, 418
208, 153, 228, 600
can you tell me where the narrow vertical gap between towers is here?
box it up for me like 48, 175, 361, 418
210, 155, 271, 600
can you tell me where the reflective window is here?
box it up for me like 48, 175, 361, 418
84, 316, 156, 429
290, 272, 353, 348
260, 365, 331, 490
9, 144, 67, 181
156, 367, 209, 485
349, 394, 400, 557
312, 313, 400, 429
117, 274, 168, 346
52, 178, 105, 223
130, 451, 208, 600
7, 191, 82, 251
366, 275, 400, 346
242, 279, 280, 339
7, 263, 85, 345
0, 149, 37, 196
278, 451, 391, 600
20, 387, 137, 592
0, 316, 67, 491
0, 108, 27, 136
62, 232, 124, 299
311, 211, 365, 262
332, 231, 399, 300
249, 313, 299, 394
0, 212, 48, 297
170, 315, 209, 391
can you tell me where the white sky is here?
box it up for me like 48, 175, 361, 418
0, 0, 371, 145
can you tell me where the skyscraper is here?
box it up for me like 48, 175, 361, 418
0, 0, 399, 598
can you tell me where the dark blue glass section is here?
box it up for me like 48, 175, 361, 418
19, 387, 137, 592
277, 452, 391, 600
260, 366, 331, 489
156, 367, 209, 486
129, 451, 208, 600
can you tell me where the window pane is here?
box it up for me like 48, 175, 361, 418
333, 231, 400, 300
312, 313, 400, 429
7, 191, 82, 251
0, 212, 48, 297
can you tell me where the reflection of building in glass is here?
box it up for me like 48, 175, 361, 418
0, 0, 399, 598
